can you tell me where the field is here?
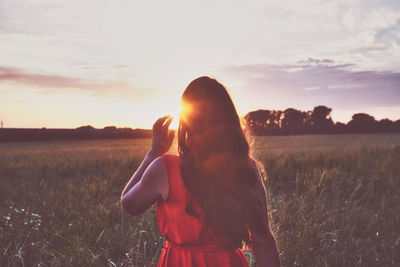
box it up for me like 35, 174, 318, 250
1, 134, 400, 266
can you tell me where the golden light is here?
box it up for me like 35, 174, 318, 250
178, 102, 194, 125
149, 94, 181, 130
170, 110, 180, 130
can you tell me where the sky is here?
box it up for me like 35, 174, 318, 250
0, 0, 399, 129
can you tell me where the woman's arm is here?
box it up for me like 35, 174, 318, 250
120, 151, 160, 198
121, 116, 174, 215
121, 156, 168, 215
251, 159, 281, 267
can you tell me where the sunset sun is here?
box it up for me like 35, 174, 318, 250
1, 1, 400, 266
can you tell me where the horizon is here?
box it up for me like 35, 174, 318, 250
1, 105, 399, 130
1, 0, 399, 129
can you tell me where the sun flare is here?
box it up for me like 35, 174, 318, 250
170, 111, 180, 130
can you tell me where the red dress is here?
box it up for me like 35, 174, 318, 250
157, 154, 249, 267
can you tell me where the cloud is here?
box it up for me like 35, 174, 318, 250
0, 65, 159, 98
73, 64, 130, 70
1, 0, 400, 74
304, 86, 320, 91
221, 58, 400, 110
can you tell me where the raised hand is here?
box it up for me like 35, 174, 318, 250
149, 115, 175, 158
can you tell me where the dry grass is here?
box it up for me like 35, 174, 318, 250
1, 134, 399, 266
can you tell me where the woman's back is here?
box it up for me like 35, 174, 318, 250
121, 77, 280, 267
157, 154, 249, 267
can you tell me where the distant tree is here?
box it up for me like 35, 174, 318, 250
244, 109, 284, 135
377, 119, 395, 133
76, 125, 96, 132
103, 126, 118, 133
266, 110, 283, 135
243, 107, 400, 136
334, 122, 347, 134
347, 113, 377, 133
394, 119, 400, 132
308, 106, 334, 134
120, 127, 134, 133
244, 109, 270, 135
281, 108, 307, 135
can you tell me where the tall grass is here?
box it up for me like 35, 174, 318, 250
1, 135, 399, 266
257, 147, 400, 266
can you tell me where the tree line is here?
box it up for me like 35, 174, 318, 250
0, 126, 152, 142
2, 106, 399, 142
243, 106, 400, 135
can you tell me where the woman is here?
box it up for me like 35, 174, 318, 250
121, 77, 281, 267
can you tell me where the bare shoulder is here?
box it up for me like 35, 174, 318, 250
144, 156, 166, 174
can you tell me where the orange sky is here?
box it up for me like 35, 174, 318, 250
1, 0, 399, 129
